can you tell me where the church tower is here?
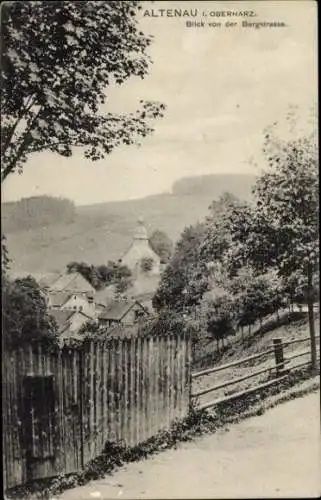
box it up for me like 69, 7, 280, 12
120, 217, 161, 277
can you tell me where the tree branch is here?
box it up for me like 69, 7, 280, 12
1, 106, 43, 182
2, 94, 37, 154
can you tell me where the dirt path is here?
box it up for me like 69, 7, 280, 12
57, 392, 320, 499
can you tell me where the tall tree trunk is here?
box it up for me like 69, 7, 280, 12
241, 326, 244, 342
307, 266, 317, 371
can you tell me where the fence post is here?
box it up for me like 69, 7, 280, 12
273, 338, 285, 376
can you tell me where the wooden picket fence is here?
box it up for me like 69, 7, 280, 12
3, 329, 192, 490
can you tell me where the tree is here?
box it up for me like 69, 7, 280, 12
231, 121, 318, 369
201, 193, 253, 278
66, 260, 132, 290
1, 235, 11, 282
230, 269, 284, 336
115, 275, 133, 294
78, 319, 102, 338
1, 1, 165, 181
205, 294, 235, 352
2, 275, 58, 349
152, 222, 208, 312
149, 229, 173, 263
140, 256, 154, 273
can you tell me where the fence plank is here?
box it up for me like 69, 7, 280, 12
119, 339, 125, 443
106, 340, 112, 444
177, 332, 183, 418
145, 336, 152, 439
83, 342, 91, 464
143, 335, 149, 442
109, 338, 117, 443
129, 335, 136, 447
137, 335, 143, 443
166, 336, 171, 428
181, 330, 187, 414
101, 341, 107, 449
123, 338, 129, 443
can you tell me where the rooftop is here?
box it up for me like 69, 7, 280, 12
98, 299, 142, 321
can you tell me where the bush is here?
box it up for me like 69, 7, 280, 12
140, 257, 154, 273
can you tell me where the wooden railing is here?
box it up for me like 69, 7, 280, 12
191, 336, 320, 411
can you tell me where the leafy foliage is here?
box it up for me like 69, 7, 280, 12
228, 269, 282, 328
236, 133, 319, 278
66, 260, 132, 291
153, 222, 208, 312
140, 256, 154, 273
1, 1, 165, 180
78, 319, 102, 338
154, 127, 318, 355
201, 193, 255, 278
204, 293, 236, 349
241, 126, 317, 362
140, 310, 197, 338
149, 229, 173, 263
2, 275, 58, 349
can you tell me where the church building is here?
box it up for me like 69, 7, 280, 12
119, 217, 161, 278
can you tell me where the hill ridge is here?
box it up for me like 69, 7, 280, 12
3, 173, 255, 274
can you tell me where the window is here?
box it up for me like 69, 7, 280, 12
134, 309, 144, 321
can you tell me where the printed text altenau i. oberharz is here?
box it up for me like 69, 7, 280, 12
142, 9, 257, 18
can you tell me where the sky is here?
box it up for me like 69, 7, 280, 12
2, 0, 317, 206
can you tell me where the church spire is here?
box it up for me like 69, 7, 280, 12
134, 216, 148, 241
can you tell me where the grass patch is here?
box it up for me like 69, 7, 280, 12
6, 365, 319, 500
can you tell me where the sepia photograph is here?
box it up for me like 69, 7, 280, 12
1, 1, 319, 499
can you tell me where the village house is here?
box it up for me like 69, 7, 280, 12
98, 299, 149, 328
50, 309, 95, 342
40, 271, 95, 296
47, 290, 96, 316
39, 271, 96, 317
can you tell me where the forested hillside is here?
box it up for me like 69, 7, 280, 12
3, 174, 255, 274
2, 196, 75, 232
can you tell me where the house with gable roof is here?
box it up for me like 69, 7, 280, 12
41, 271, 95, 295
46, 290, 96, 317
40, 271, 96, 316
98, 298, 149, 328
50, 308, 96, 341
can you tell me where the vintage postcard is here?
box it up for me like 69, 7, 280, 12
2, 1, 319, 499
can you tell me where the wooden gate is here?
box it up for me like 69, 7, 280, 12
23, 375, 57, 481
